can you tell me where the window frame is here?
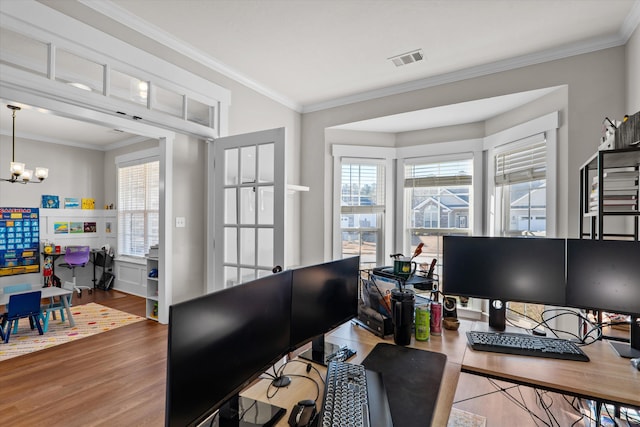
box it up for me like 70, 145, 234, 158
332, 145, 395, 268
115, 148, 160, 259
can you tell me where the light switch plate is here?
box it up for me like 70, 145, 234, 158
175, 217, 186, 228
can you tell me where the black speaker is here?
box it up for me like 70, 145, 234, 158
489, 299, 506, 331
443, 297, 457, 319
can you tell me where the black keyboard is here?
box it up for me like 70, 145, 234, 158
320, 361, 393, 427
466, 331, 590, 362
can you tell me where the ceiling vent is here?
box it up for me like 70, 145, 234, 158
388, 49, 425, 67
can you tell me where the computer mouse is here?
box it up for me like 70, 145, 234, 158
288, 399, 317, 427
631, 358, 640, 371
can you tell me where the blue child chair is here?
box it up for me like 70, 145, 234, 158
1, 291, 44, 343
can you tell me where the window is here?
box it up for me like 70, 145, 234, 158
340, 160, 386, 269
403, 157, 473, 272
494, 137, 547, 237
493, 135, 549, 323
117, 155, 160, 257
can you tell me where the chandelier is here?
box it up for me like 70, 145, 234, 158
2, 104, 48, 184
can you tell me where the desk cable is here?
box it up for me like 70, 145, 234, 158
261, 359, 323, 402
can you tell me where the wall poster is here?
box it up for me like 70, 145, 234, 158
0, 207, 40, 276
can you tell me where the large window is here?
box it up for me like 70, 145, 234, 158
340, 160, 386, 269
494, 137, 547, 237
403, 157, 473, 272
117, 157, 160, 257
493, 135, 549, 323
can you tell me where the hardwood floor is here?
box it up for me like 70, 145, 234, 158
0, 290, 605, 426
0, 290, 167, 426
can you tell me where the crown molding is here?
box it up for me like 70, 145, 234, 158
80, 0, 640, 115
79, 0, 302, 113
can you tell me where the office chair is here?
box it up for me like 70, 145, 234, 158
1, 291, 44, 343
60, 246, 92, 297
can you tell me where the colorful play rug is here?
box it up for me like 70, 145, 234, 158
0, 303, 145, 361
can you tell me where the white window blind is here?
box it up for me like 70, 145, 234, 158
341, 162, 385, 214
495, 135, 546, 185
117, 160, 160, 257
405, 159, 472, 187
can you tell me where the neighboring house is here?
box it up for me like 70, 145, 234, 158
411, 188, 470, 229
509, 184, 547, 234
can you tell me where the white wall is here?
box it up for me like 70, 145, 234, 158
300, 47, 628, 265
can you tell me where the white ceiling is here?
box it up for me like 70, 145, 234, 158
2, 0, 639, 148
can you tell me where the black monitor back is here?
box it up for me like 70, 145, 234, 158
165, 271, 292, 427
290, 256, 360, 350
566, 239, 640, 315
442, 236, 566, 305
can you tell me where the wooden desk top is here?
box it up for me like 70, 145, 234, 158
242, 318, 640, 427
462, 324, 640, 408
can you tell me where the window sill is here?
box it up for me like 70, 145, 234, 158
114, 255, 146, 265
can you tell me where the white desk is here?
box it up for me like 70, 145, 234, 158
0, 286, 75, 327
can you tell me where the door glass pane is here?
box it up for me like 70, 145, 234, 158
240, 268, 256, 284
0, 28, 48, 76
111, 69, 148, 106
257, 186, 274, 225
258, 143, 274, 183
241, 146, 256, 185
225, 148, 238, 185
257, 228, 274, 267
224, 227, 237, 263
224, 188, 237, 224
224, 266, 238, 287
240, 187, 255, 224
154, 85, 184, 117
257, 269, 271, 278
56, 49, 103, 94
240, 228, 255, 265
186, 98, 210, 126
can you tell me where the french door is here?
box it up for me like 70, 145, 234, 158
213, 128, 286, 288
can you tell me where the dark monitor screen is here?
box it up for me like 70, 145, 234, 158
165, 271, 292, 427
566, 239, 640, 315
290, 256, 360, 350
442, 236, 566, 305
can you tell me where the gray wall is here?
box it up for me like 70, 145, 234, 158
0, 134, 105, 286
627, 24, 640, 113
300, 46, 630, 265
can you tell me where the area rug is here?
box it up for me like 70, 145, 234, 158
0, 303, 145, 361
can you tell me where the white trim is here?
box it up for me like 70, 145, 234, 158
331, 146, 395, 263
115, 147, 160, 166
397, 138, 484, 159
302, 32, 632, 113
332, 144, 397, 159
484, 114, 559, 239
51, 0, 638, 114
484, 112, 558, 150
79, 0, 297, 112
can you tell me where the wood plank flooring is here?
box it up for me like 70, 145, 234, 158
0, 290, 596, 426
0, 290, 167, 427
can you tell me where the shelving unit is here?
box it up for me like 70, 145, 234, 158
579, 147, 640, 240
146, 255, 159, 321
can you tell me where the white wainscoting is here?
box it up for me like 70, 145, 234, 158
113, 258, 146, 298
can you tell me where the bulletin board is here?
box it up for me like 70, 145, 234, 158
0, 207, 41, 276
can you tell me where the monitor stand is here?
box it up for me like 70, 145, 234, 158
213, 395, 286, 427
609, 315, 640, 359
299, 335, 355, 366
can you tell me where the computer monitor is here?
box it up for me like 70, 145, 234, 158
290, 256, 360, 364
442, 236, 566, 330
165, 271, 292, 427
566, 238, 640, 358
